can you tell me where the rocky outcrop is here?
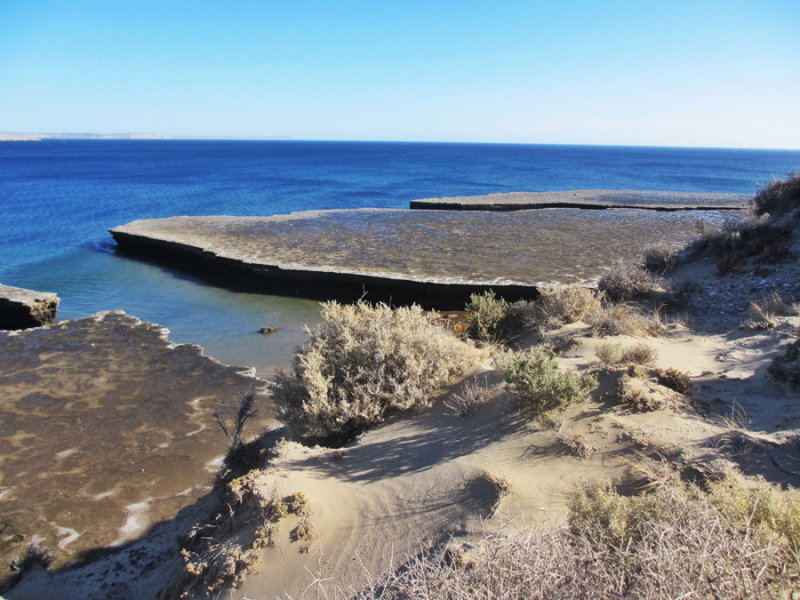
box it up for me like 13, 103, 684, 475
0, 283, 59, 330
410, 190, 749, 211
111, 206, 725, 308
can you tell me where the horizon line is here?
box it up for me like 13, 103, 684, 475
1, 132, 799, 152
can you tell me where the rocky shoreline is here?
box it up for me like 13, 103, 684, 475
110, 204, 728, 308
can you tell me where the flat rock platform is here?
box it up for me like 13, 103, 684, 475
410, 189, 749, 211
0, 283, 59, 330
0, 311, 263, 584
111, 207, 725, 307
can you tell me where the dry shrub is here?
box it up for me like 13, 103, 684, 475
643, 242, 677, 273
167, 474, 283, 598
556, 428, 595, 459
622, 343, 658, 366
535, 284, 602, 325
769, 332, 800, 389
753, 172, 800, 218
627, 363, 649, 379
588, 302, 666, 337
655, 368, 692, 393
608, 374, 672, 411
501, 348, 597, 415
344, 467, 798, 600
272, 301, 475, 444
598, 261, 657, 301
595, 341, 623, 367
444, 376, 492, 417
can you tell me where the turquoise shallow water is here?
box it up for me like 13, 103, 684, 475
2, 140, 799, 374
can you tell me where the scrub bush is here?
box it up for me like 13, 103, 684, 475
502, 348, 597, 414
272, 301, 475, 444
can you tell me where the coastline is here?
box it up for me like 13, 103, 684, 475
4, 182, 800, 598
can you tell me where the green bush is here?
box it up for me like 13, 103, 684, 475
502, 349, 597, 414
465, 290, 514, 341
272, 301, 475, 444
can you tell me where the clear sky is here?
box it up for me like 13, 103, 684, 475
1, 1, 799, 149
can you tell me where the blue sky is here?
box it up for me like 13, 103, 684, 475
1, 1, 798, 148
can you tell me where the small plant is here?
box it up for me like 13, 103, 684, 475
655, 368, 692, 393
284, 491, 310, 516
595, 342, 623, 367
502, 349, 597, 414
622, 343, 658, 366
556, 428, 595, 459
598, 261, 657, 301
444, 376, 492, 417
290, 519, 315, 543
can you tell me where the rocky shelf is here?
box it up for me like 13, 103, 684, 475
0, 311, 263, 580
0, 283, 59, 330
410, 189, 749, 211
111, 207, 725, 308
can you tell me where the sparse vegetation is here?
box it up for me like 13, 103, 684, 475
534, 284, 603, 325
345, 464, 799, 600
501, 348, 597, 414
598, 261, 657, 301
272, 301, 475, 445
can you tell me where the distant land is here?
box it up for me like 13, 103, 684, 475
0, 132, 293, 142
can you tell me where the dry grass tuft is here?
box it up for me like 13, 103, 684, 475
622, 343, 658, 366
556, 428, 596, 459
272, 301, 475, 445
746, 291, 799, 330
595, 342, 623, 367
444, 376, 493, 417
588, 302, 667, 337
607, 375, 674, 411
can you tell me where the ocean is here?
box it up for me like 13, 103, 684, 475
2, 140, 799, 374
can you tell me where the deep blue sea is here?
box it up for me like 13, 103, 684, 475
2, 140, 799, 373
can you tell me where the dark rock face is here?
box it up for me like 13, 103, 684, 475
0, 284, 59, 330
